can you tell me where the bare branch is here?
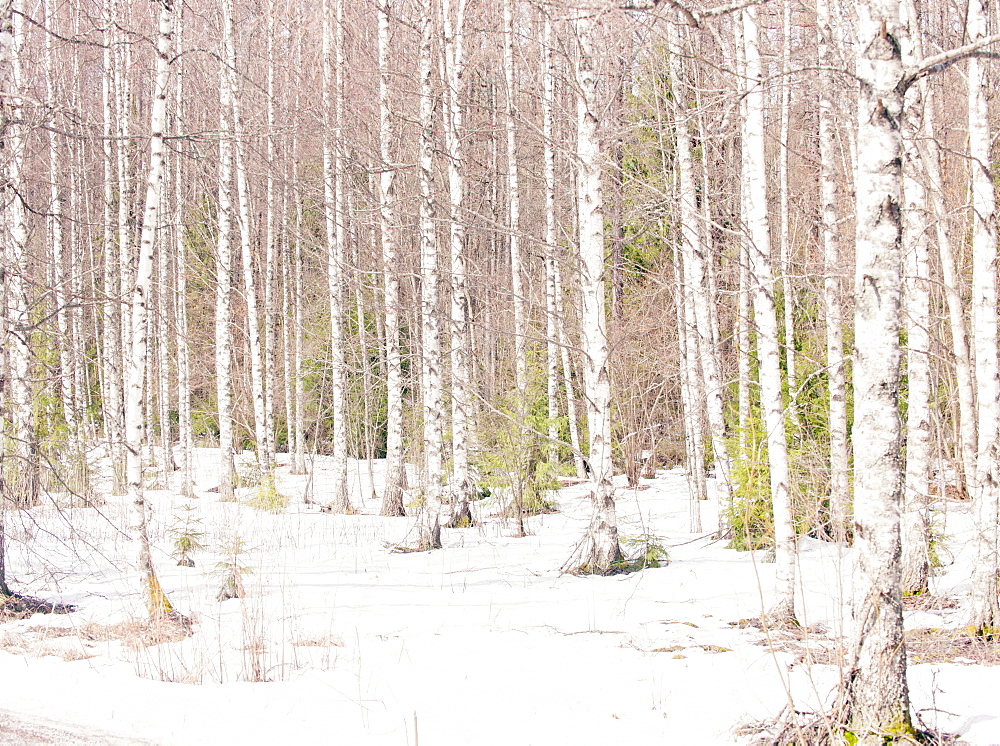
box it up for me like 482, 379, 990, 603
902, 32, 1000, 89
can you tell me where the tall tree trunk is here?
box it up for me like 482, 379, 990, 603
263, 1, 278, 467
378, 1, 406, 517
504, 0, 528, 409
846, 0, 912, 737
215, 42, 236, 503
222, 0, 271, 473
173, 3, 194, 498
126, 0, 176, 618
966, 0, 1000, 635
292, 154, 307, 477
778, 0, 797, 430
102, 0, 125, 494
817, 0, 850, 542
444, 0, 473, 528
322, 0, 352, 513
563, 13, 622, 574
46, 0, 77, 455
900, 0, 931, 596
674, 241, 706, 532
417, 0, 442, 549
743, 6, 796, 624
542, 14, 560, 468
2, 0, 35, 508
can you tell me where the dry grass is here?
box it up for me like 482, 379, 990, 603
902, 594, 960, 612
80, 615, 192, 650
906, 627, 1000, 665
292, 633, 344, 648
0, 626, 94, 662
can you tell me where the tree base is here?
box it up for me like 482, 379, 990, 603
562, 532, 624, 576
445, 500, 474, 528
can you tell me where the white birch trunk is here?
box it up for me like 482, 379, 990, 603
173, 4, 194, 497
126, 0, 175, 617
673, 241, 705, 532
216, 47, 236, 503
817, 0, 850, 541
443, 0, 473, 527
263, 1, 278, 466
504, 0, 528, 400
155, 161, 173, 477
292, 156, 307, 476
966, 0, 1000, 634
45, 0, 76, 446
378, 1, 406, 517
222, 0, 271, 474
743, 6, 795, 623
115, 30, 133, 376
563, 13, 621, 574
417, 0, 442, 549
322, 0, 351, 513
2, 0, 35, 507
847, 0, 912, 735
102, 0, 125, 493
900, 0, 930, 596
542, 16, 560, 467
778, 0, 797, 430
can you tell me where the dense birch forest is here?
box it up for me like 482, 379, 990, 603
2, 0, 1000, 741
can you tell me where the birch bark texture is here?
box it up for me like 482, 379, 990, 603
443, 0, 474, 528
417, 0, 442, 550
900, 0, 931, 597
125, 0, 176, 617
322, 0, 351, 514
378, 1, 407, 518
563, 10, 622, 574
847, 0, 912, 737
966, 0, 1000, 634
742, 6, 796, 624
817, 0, 850, 542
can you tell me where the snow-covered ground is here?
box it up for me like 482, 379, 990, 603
0, 448, 996, 744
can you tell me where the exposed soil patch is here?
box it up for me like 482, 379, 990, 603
0, 595, 76, 621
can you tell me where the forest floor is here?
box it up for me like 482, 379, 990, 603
0, 447, 996, 744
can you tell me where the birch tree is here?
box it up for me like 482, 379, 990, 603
378, 0, 407, 517
817, 0, 850, 542
322, 0, 352, 514
845, 0, 911, 735
173, 4, 194, 498
216, 36, 237, 503
443, 0, 474, 527
417, 0, 443, 549
966, 0, 1000, 635
742, 6, 795, 624
900, 0, 930, 596
101, 0, 125, 494
125, 0, 178, 618
1, 0, 35, 508
222, 0, 271, 474
563, 9, 622, 574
